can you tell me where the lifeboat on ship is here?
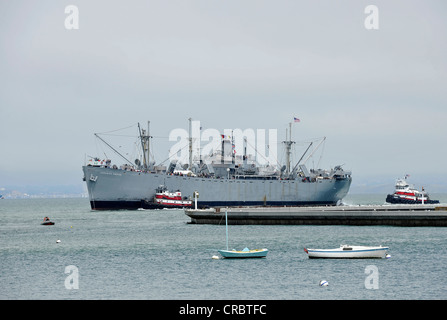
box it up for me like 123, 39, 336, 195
386, 176, 439, 204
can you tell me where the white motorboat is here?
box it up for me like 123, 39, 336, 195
304, 245, 389, 259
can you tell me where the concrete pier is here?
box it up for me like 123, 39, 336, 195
184, 205, 447, 226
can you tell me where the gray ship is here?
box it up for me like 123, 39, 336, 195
82, 121, 352, 210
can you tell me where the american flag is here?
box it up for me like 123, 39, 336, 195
294, 117, 301, 123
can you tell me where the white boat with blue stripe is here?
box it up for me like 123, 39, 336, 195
304, 245, 389, 259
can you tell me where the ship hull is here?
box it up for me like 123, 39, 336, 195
83, 166, 352, 210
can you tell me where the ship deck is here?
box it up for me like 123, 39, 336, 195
184, 204, 447, 226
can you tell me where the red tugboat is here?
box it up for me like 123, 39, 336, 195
386, 175, 439, 204
154, 185, 192, 208
140, 185, 192, 209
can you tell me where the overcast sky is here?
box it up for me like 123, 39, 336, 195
1, 0, 446, 189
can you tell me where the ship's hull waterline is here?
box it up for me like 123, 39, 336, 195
83, 166, 352, 210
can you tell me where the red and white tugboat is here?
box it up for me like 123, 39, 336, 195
154, 185, 192, 208
149, 185, 192, 209
386, 175, 439, 204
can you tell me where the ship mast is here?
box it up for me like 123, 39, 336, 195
188, 118, 193, 169
283, 122, 295, 176
138, 121, 152, 170
147, 121, 151, 168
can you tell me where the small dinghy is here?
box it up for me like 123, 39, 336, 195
41, 217, 55, 225
304, 245, 389, 259
217, 211, 268, 259
218, 247, 268, 259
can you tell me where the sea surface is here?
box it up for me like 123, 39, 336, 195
1, 194, 447, 300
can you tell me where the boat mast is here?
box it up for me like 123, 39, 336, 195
147, 121, 151, 169
138, 121, 152, 170
188, 118, 193, 169
243, 138, 248, 166
225, 210, 229, 251
138, 123, 147, 169
283, 122, 295, 176
231, 130, 235, 165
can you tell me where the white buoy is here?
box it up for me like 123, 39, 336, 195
212, 255, 219, 260
385, 254, 391, 259
56, 239, 61, 243
319, 280, 329, 287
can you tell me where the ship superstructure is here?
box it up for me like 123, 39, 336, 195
83, 120, 352, 210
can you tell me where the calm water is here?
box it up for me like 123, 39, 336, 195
1, 194, 447, 300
